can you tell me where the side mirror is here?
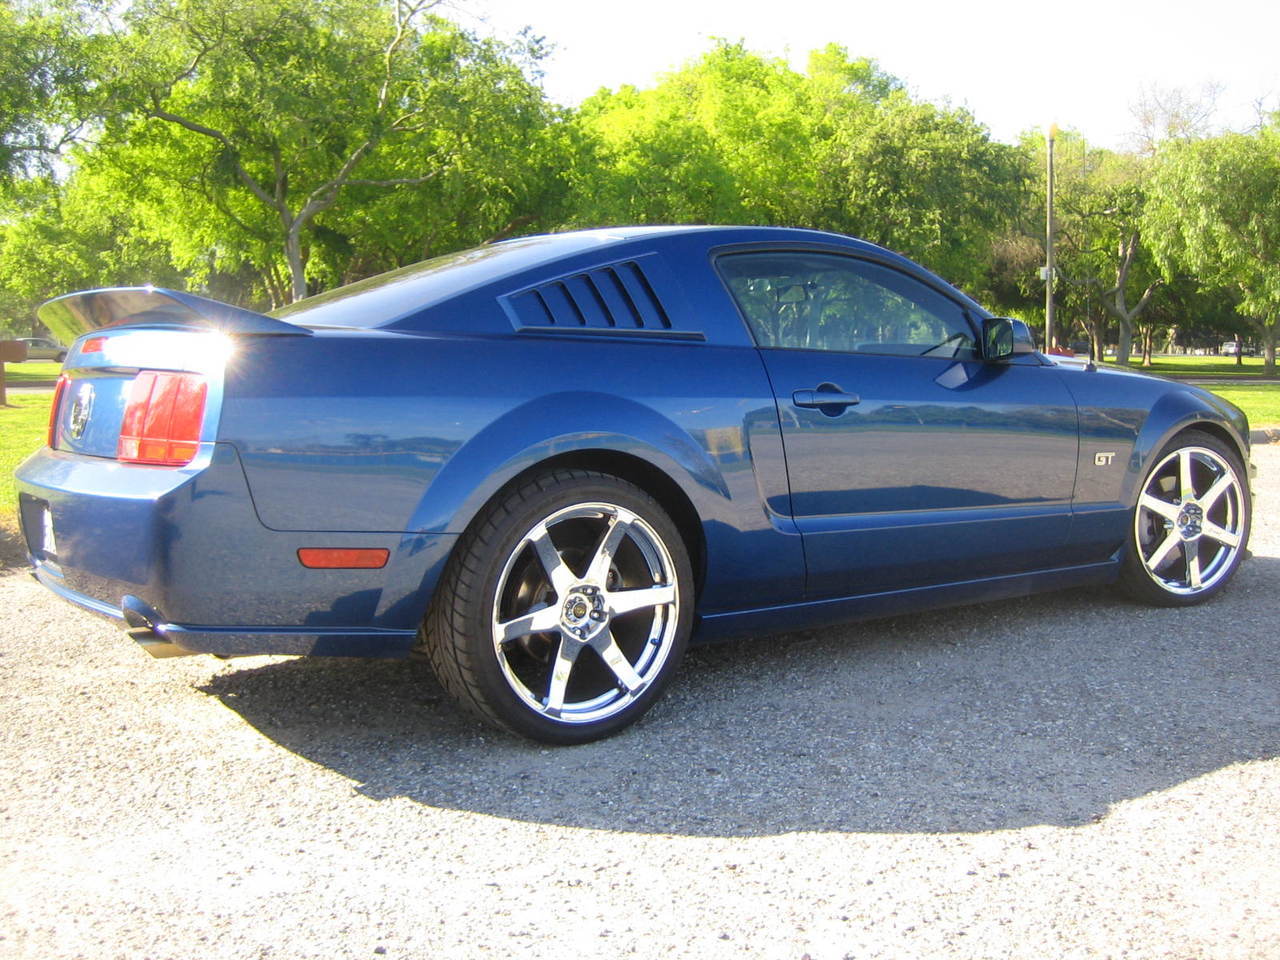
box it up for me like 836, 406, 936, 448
982, 317, 1037, 361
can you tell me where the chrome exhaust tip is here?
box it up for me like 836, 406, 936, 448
121, 596, 198, 659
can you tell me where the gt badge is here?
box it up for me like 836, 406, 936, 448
1094, 451, 1116, 467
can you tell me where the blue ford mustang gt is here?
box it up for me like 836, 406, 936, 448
15, 226, 1253, 742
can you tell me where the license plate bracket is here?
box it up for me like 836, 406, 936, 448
41, 506, 58, 561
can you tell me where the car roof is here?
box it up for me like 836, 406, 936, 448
271, 226, 914, 330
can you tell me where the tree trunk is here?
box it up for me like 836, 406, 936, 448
285, 225, 307, 302
1235, 334, 1244, 367
1116, 318, 1133, 365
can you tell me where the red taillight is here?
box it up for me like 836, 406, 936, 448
117, 371, 208, 466
47, 375, 70, 448
81, 336, 106, 354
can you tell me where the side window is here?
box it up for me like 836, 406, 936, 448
717, 251, 977, 358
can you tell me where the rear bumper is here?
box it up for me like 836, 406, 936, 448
29, 562, 420, 657
16, 442, 454, 658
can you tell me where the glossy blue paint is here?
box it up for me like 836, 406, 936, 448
1051, 360, 1251, 564
757, 350, 1081, 595
13, 226, 1252, 660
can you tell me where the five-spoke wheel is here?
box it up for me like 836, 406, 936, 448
422, 469, 692, 743
1121, 431, 1250, 605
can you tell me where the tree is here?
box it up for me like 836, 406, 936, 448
1129, 82, 1220, 156
1146, 126, 1280, 374
570, 42, 819, 227
571, 42, 1022, 295
1022, 131, 1161, 365
0, 168, 182, 339
90, 0, 564, 301
0, 1, 95, 179
819, 88, 1023, 293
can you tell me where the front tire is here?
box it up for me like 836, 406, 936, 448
422, 469, 693, 744
1119, 430, 1250, 606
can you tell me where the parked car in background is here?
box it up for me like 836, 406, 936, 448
16, 337, 67, 362
15, 226, 1254, 743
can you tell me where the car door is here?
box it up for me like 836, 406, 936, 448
717, 249, 1080, 598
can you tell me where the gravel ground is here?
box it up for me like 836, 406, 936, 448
2, 447, 1278, 960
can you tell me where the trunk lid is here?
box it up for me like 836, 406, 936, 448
41, 288, 308, 461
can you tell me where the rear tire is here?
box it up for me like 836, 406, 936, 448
1119, 430, 1250, 606
421, 468, 692, 744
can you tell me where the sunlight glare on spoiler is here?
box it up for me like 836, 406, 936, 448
76, 330, 236, 374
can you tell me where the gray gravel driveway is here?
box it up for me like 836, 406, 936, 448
2, 447, 1278, 959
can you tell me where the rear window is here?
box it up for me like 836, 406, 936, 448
271, 234, 615, 329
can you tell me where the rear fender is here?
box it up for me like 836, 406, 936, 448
408, 391, 727, 536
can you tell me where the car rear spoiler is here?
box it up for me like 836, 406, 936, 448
37, 287, 313, 342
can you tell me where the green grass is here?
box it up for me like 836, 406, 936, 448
1104, 355, 1275, 378
1, 393, 52, 535
2, 361, 62, 385
1206, 383, 1280, 428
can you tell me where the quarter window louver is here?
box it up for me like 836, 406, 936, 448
505, 260, 675, 332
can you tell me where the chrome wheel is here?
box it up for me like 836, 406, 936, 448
1134, 444, 1246, 596
491, 501, 681, 725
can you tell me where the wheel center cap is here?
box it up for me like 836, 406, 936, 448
1177, 502, 1203, 538
561, 587, 607, 637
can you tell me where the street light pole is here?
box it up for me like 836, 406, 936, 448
1045, 123, 1057, 351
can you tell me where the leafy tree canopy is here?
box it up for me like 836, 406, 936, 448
571, 42, 1022, 293
1146, 125, 1280, 370
70, 0, 570, 303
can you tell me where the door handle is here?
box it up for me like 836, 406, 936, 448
792, 386, 861, 410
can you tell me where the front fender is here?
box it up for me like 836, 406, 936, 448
1125, 386, 1251, 506
407, 391, 730, 535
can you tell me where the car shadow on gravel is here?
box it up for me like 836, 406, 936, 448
201, 558, 1280, 838
0, 528, 29, 570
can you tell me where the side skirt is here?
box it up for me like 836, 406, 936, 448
694, 557, 1120, 641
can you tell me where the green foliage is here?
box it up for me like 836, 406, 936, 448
571, 42, 812, 225
1008, 129, 1164, 362
818, 91, 1023, 291
570, 42, 1021, 293
72, 0, 570, 302
0, 1, 96, 179
0, 169, 182, 337
1146, 126, 1280, 370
